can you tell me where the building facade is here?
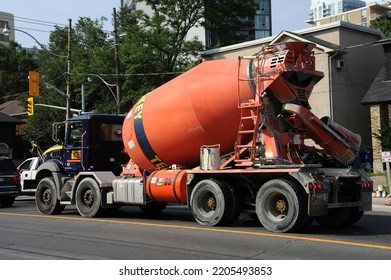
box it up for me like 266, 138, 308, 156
362, 38, 391, 172
309, 0, 366, 22
308, 1, 391, 28
308, 2, 391, 28
0, 11, 15, 45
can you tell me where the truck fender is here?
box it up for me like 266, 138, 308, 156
69, 171, 117, 206
35, 159, 69, 200
288, 172, 310, 195
288, 170, 329, 216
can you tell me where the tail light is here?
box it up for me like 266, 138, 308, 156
309, 182, 323, 191
362, 180, 372, 190
12, 174, 20, 182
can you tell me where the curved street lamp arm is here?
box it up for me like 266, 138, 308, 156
88, 74, 117, 102
2, 23, 65, 58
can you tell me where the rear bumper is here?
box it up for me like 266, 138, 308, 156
0, 185, 21, 196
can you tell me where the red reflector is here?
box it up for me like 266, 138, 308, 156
12, 174, 20, 182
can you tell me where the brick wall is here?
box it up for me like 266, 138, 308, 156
371, 105, 383, 172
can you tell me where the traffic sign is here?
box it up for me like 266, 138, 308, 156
381, 151, 391, 162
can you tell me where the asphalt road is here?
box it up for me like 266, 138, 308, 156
0, 197, 390, 260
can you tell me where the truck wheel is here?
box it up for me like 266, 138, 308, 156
139, 201, 167, 214
343, 207, 364, 226
190, 179, 240, 227
35, 177, 64, 215
76, 177, 102, 217
256, 179, 312, 233
0, 196, 15, 207
315, 207, 352, 227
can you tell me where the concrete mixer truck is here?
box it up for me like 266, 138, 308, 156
32, 41, 373, 233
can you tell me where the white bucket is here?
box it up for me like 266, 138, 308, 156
200, 145, 220, 170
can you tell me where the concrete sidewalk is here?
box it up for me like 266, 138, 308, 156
372, 197, 391, 212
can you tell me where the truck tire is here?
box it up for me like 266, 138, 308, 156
76, 177, 102, 217
343, 207, 364, 226
315, 207, 352, 227
0, 196, 15, 207
35, 177, 64, 215
256, 179, 312, 233
190, 179, 240, 227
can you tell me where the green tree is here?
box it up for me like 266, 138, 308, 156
118, 0, 205, 108
373, 127, 391, 151
370, 13, 391, 37
24, 17, 116, 149
0, 41, 38, 102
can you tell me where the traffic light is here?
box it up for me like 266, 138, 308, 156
27, 97, 34, 116
28, 71, 40, 97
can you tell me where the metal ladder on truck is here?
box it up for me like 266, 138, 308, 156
234, 53, 266, 167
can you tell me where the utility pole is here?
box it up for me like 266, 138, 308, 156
66, 18, 72, 120
113, 7, 121, 114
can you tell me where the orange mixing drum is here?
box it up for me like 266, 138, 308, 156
122, 58, 255, 172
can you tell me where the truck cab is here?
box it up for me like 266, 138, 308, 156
51, 114, 127, 176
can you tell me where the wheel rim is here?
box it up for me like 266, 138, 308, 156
42, 188, 52, 205
198, 190, 217, 216
82, 189, 94, 208
265, 192, 288, 221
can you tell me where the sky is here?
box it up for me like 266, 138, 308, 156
1, 0, 311, 48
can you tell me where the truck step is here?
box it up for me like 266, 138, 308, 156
60, 201, 72, 205
235, 144, 253, 148
239, 102, 261, 108
238, 130, 255, 134
234, 161, 254, 167
241, 115, 257, 120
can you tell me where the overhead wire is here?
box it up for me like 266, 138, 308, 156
1, 14, 68, 35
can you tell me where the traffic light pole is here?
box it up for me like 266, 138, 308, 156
35, 103, 81, 114
66, 19, 72, 120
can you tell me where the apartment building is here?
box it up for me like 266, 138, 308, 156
308, 1, 391, 28
0, 11, 14, 45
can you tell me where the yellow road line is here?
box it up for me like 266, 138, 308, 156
1, 211, 391, 251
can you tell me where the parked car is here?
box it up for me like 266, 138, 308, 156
0, 157, 20, 207
16, 144, 62, 195
17, 157, 42, 195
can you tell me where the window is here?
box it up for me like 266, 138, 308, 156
18, 159, 34, 171
68, 122, 83, 147
255, 15, 270, 29
100, 124, 122, 142
259, 0, 270, 14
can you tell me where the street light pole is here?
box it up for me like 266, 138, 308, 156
2, 22, 71, 119
2, 23, 64, 58
66, 19, 72, 120
87, 74, 117, 104
113, 7, 121, 115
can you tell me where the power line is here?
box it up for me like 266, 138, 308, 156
14, 15, 66, 27
1, 14, 66, 34
13, 26, 52, 34
1, 13, 65, 28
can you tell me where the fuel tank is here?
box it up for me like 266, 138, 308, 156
122, 58, 255, 172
